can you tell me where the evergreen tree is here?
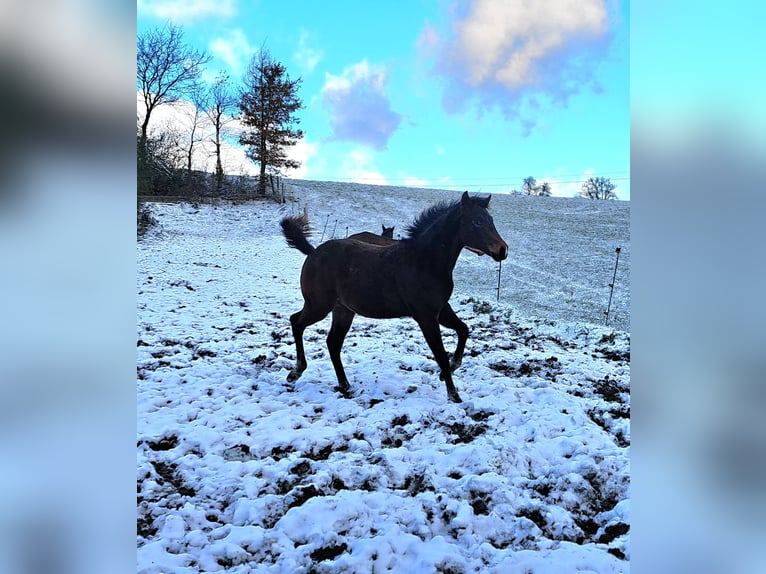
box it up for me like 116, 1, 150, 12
238, 49, 304, 195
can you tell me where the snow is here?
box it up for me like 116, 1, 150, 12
138, 181, 630, 573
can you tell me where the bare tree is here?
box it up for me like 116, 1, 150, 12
580, 176, 617, 200
179, 84, 210, 193
239, 49, 304, 195
205, 72, 238, 193
520, 176, 551, 196
137, 23, 210, 194
522, 176, 537, 195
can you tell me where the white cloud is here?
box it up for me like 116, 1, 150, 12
137, 0, 237, 23
452, 0, 605, 89
283, 139, 318, 179
321, 60, 403, 150
294, 31, 323, 73
403, 176, 429, 188
427, 0, 613, 124
209, 29, 254, 77
339, 149, 387, 185
547, 168, 595, 197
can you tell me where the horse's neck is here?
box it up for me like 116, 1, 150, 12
412, 212, 463, 272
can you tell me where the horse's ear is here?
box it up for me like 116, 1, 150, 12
461, 191, 470, 205
482, 195, 491, 208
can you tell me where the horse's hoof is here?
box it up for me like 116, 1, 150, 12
286, 370, 302, 382
448, 392, 463, 404
335, 385, 352, 398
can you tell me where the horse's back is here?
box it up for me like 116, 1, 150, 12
347, 232, 396, 246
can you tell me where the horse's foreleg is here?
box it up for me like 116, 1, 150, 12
438, 304, 469, 374
327, 304, 355, 397
416, 315, 463, 403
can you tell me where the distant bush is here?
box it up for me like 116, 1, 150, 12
463, 297, 494, 315
137, 202, 156, 237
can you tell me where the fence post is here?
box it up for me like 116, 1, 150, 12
320, 214, 330, 242
604, 247, 621, 326
496, 261, 502, 302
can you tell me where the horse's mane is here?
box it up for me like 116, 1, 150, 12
404, 200, 460, 238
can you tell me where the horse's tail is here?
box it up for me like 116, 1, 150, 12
280, 215, 315, 255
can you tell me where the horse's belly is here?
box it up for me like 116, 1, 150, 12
338, 288, 408, 319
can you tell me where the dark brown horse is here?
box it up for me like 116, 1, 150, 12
280, 192, 508, 403
347, 226, 473, 383
347, 224, 395, 244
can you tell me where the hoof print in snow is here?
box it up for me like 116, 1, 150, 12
518, 507, 547, 531
403, 473, 433, 496
287, 484, 322, 509
310, 542, 348, 563
445, 421, 488, 444
391, 414, 410, 427
607, 547, 627, 560
169, 279, 195, 291
469, 491, 491, 515
150, 460, 195, 497
592, 377, 628, 403
598, 522, 629, 544
306, 444, 337, 461
467, 408, 494, 423
145, 435, 178, 451
289, 460, 312, 476
223, 444, 253, 461
270, 444, 295, 460
597, 347, 630, 363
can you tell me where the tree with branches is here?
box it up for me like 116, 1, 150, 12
522, 176, 537, 195
238, 49, 304, 195
205, 72, 238, 193
537, 182, 552, 196
178, 84, 210, 193
137, 23, 210, 194
520, 177, 552, 196
580, 176, 617, 200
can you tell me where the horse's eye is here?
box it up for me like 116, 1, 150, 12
472, 218, 483, 227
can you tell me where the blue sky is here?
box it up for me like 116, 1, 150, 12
137, 0, 629, 199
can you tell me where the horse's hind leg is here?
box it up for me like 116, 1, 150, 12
287, 303, 330, 382
327, 304, 355, 397
438, 303, 469, 374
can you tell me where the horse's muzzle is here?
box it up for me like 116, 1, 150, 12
466, 241, 508, 261
488, 241, 508, 262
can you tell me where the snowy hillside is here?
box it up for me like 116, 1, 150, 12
137, 181, 630, 573
285, 180, 629, 332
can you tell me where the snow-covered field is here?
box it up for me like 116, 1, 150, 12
137, 181, 630, 573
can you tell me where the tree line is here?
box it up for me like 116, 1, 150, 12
137, 23, 303, 202
136, 22, 619, 228
513, 176, 618, 200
